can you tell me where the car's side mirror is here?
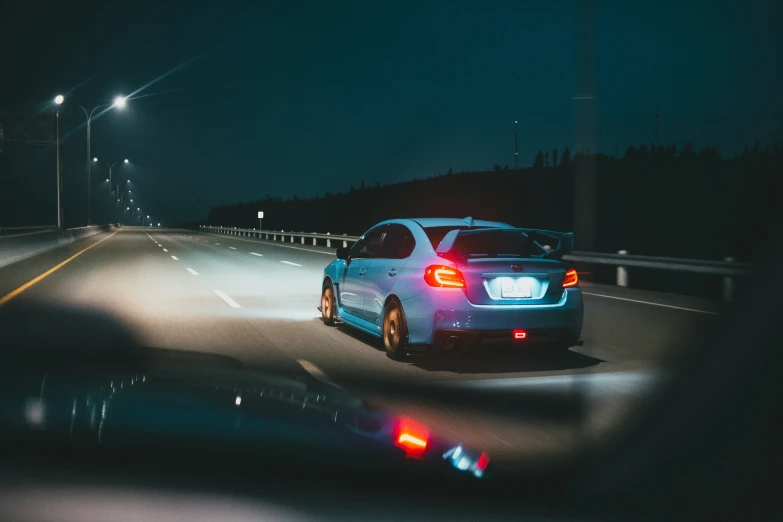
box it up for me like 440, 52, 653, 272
336, 247, 351, 260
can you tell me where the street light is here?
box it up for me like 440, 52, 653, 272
93, 157, 98, 162
54, 94, 127, 225
124, 159, 129, 164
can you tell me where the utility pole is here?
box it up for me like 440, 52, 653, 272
654, 103, 659, 146
514, 120, 519, 169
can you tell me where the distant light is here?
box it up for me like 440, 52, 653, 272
54, 95, 64, 105
124, 159, 129, 164
158, 223, 161, 226
93, 157, 98, 162
137, 207, 139, 210
147, 215, 149, 218
127, 180, 130, 183
126, 207, 130, 210
130, 199, 133, 202
235, 396, 242, 406
105, 179, 109, 182
113, 95, 127, 109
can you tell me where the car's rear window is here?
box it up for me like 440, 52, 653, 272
451, 229, 548, 258
422, 226, 489, 250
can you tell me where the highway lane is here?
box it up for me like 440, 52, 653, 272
0, 227, 726, 462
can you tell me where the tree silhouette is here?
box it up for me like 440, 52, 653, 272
493, 164, 502, 172
533, 150, 544, 168
552, 148, 559, 167
560, 147, 571, 166
545, 150, 549, 167
360, 180, 366, 190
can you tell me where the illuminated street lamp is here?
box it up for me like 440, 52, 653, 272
93, 157, 98, 162
124, 159, 129, 164
53, 94, 127, 225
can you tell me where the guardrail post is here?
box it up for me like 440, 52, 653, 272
723, 257, 735, 302
343, 233, 348, 248
313, 233, 317, 246
327, 232, 331, 248
301, 232, 305, 245
617, 250, 629, 287
291, 233, 294, 243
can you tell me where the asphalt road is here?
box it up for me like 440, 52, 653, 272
0, 228, 725, 462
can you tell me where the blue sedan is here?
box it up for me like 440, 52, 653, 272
319, 217, 584, 359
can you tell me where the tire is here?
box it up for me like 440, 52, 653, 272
383, 299, 409, 360
321, 280, 336, 326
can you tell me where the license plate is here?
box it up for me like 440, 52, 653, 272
500, 279, 532, 298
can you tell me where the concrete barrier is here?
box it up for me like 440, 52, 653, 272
0, 225, 120, 269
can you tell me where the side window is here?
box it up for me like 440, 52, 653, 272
377, 225, 416, 259
351, 225, 386, 259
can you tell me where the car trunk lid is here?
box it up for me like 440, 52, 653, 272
435, 227, 573, 306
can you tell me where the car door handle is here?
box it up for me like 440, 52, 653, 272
388, 269, 397, 277
358, 268, 366, 276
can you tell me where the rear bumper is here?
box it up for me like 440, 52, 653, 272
403, 288, 584, 345
434, 327, 581, 346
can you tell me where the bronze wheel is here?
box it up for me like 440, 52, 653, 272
321, 281, 336, 326
383, 300, 408, 360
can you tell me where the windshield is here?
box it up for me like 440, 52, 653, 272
0, 1, 779, 510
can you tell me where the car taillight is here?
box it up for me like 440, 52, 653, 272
562, 268, 578, 288
395, 417, 429, 458
424, 265, 466, 288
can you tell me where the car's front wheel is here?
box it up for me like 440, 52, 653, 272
383, 299, 408, 360
321, 280, 336, 326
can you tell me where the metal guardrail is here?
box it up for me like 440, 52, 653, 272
0, 225, 58, 237
200, 225, 753, 301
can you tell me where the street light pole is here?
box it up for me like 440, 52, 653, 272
55, 111, 62, 229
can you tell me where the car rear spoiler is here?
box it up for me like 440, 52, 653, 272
436, 228, 574, 260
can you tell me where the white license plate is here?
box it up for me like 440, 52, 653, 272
500, 279, 532, 298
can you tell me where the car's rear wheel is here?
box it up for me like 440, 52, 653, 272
321, 280, 336, 326
383, 299, 408, 360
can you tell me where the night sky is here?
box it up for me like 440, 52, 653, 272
2, 1, 781, 225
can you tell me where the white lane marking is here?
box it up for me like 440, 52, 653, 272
186, 268, 199, 276
157, 244, 162, 247
214, 289, 241, 309
297, 360, 342, 389
280, 260, 302, 267
215, 243, 221, 245
163, 248, 168, 252
250, 252, 263, 257
229, 247, 237, 250
199, 232, 335, 255
171, 256, 179, 261
582, 292, 721, 315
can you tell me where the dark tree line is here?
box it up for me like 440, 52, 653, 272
207, 142, 781, 266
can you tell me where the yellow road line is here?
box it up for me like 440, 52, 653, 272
0, 230, 119, 307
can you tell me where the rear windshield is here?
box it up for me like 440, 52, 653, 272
422, 226, 489, 250
450, 229, 548, 258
